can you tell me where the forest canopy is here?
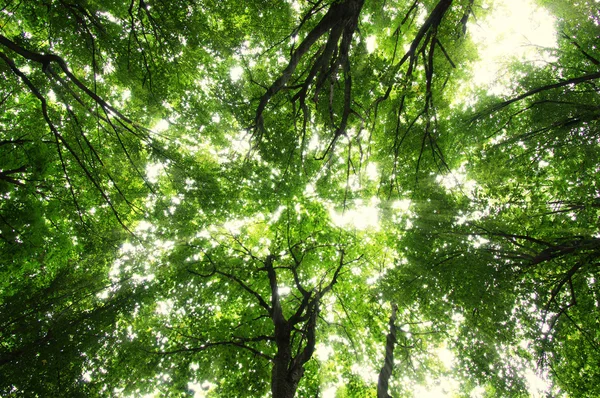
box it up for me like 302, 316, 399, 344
0, 0, 599, 397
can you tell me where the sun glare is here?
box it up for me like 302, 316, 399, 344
152, 119, 170, 133
188, 381, 216, 397
329, 198, 380, 230
230, 66, 244, 82
365, 35, 377, 53
146, 162, 166, 184
464, 0, 557, 99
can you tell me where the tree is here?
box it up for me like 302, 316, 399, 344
1, 0, 599, 396
140, 203, 370, 397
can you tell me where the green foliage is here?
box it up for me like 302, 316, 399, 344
1, 0, 599, 397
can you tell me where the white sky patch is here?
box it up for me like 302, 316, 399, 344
525, 368, 551, 397
456, 209, 486, 225
97, 11, 120, 24
365, 162, 379, 181
277, 285, 291, 296
329, 197, 380, 230
436, 165, 477, 197
188, 381, 216, 397
121, 89, 131, 102
344, 174, 360, 192
351, 362, 378, 384
437, 346, 455, 369
82, 370, 92, 382
196, 77, 214, 91
416, 6, 427, 25
135, 220, 154, 232
146, 162, 165, 183
222, 218, 246, 235
152, 119, 170, 133
308, 133, 320, 152
469, 235, 489, 248
230, 66, 243, 82
304, 182, 316, 195
365, 35, 377, 54
392, 198, 411, 212
315, 343, 334, 361
239, 40, 262, 57
290, 0, 302, 14
132, 273, 155, 284
322, 385, 338, 398
101, 59, 115, 75
156, 299, 174, 315
269, 205, 286, 224
463, 0, 557, 99
229, 130, 251, 155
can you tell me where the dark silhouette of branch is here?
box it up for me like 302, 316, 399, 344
471, 71, 600, 121
188, 263, 272, 314
254, 0, 364, 155
378, 304, 398, 398
561, 31, 600, 66
0, 165, 28, 186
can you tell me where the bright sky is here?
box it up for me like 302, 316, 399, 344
464, 0, 557, 98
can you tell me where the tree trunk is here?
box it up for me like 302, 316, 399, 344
377, 304, 398, 398
271, 346, 300, 398
271, 372, 298, 398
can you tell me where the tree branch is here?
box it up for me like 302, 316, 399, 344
471, 71, 600, 121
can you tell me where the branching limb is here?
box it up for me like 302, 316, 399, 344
561, 31, 600, 66
254, 0, 364, 145
188, 254, 272, 314
459, 0, 474, 37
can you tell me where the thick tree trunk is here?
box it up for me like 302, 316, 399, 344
270, 295, 299, 398
271, 369, 299, 398
265, 254, 341, 398
270, 309, 314, 398
271, 344, 300, 398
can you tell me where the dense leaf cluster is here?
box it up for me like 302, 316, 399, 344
1, 0, 598, 397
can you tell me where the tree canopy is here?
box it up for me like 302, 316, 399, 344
1, 0, 598, 397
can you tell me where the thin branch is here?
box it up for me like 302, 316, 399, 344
190, 262, 272, 314
471, 70, 600, 121
151, 340, 274, 361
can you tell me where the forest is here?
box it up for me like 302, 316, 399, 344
0, 0, 598, 396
